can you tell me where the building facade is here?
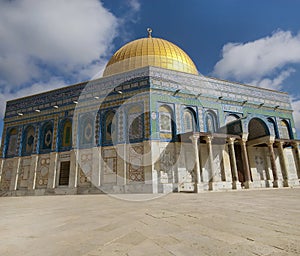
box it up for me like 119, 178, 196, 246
0, 32, 300, 196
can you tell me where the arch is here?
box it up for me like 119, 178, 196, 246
267, 117, 279, 139
127, 105, 143, 142
205, 110, 218, 133
225, 114, 240, 124
40, 122, 53, 152
102, 110, 116, 145
280, 119, 293, 139
159, 105, 174, 139
22, 126, 35, 156
183, 108, 197, 133
6, 128, 18, 157
59, 119, 72, 150
248, 118, 270, 140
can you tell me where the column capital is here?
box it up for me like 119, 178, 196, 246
203, 135, 213, 143
291, 141, 299, 148
189, 133, 200, 142
276, 141, 285, 148
239, 138, 247, 145
227, 137, 236, 145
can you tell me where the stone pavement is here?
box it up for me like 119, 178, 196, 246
1, 188, 300, 256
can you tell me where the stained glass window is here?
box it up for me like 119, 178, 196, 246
79, 115, 94, 146
62, 120, 72, 147
206, 111, 218, 133
159, 105, 173, 139
23, 126, 35, 155
183, 109, 195, 132
159, 106, 172, 133
41, 123, 53, 150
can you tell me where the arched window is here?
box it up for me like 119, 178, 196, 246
80, 115, 94, 146
267, 117, 279, 139
40, 122, 53, 151
22, 126, 35, 156
225, 114, 239, 124
205, 111, 218, 133
159, 105, 173, 139
59, 119, 72, 150
128, 105, 143, 142
281, 120, 292, 139
102, 111, 116, 144
183, 108, 196, 132
6, 128, 18, 157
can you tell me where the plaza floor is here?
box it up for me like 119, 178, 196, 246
1, 188, 300, 256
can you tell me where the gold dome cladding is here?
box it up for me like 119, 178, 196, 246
103, 31, 198, 77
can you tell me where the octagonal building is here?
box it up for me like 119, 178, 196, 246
0, 30, 299, 196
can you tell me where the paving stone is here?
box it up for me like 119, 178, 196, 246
0, 188, 300, 255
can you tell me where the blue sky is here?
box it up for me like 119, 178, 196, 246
1, 0, 300, 143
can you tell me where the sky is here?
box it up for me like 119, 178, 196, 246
1, 0, 300, 144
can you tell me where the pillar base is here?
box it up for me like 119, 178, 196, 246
195, 183, 204, 193
273, 180, 279, 188
243, 180, 252, 189
283, 179, 289, 187
208, 181, 213, 191
232, 181, 242, 190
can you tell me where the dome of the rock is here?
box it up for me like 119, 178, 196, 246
103, 29, 198, 77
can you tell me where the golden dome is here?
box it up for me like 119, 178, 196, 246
103, 32, 198, 77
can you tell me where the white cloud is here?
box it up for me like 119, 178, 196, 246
128, 0, 141, 12
250, 68, 295, 91
213, 30, 300, 88
0, 0, 141, 138
0, 0, 118, 87
0, 0, 118, 141
0, 0, 142, 149
213, 30, 300, 134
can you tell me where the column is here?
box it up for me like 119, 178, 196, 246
189, 134, 201, 193
74, 149, 79, 188
68, 149, 78, 189
276, 141, 289, 187
97, 147, 101, 187
14, 157, 21, 190
32, 155, 39, 190
291, 142, 300, 179
227, 138, 240, 189
0, 158, 4, 184
91, 147, 100, 188
267, 141, 279, 187
240, 139, 252, 189
52, 153, 58, 189
204, 135, 214, 191
116, 144, 127, 186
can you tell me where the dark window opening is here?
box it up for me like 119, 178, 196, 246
59, 161, 70, 186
